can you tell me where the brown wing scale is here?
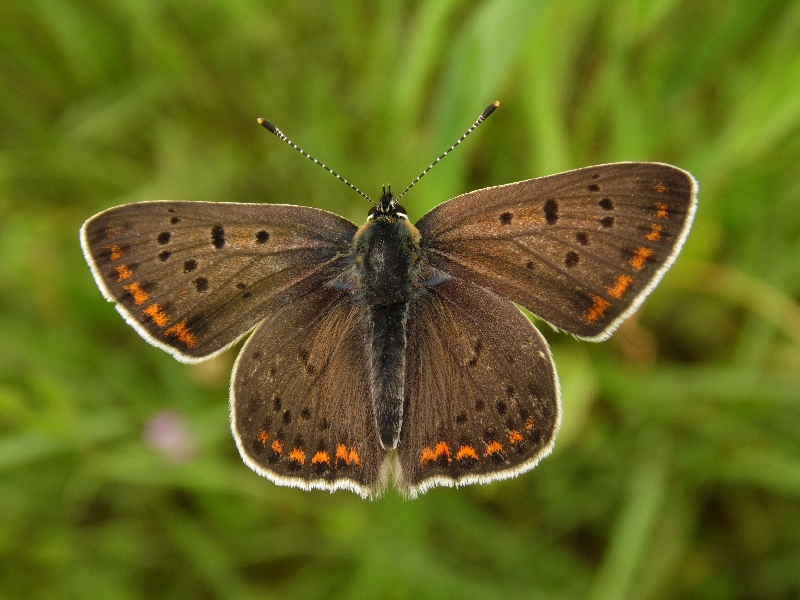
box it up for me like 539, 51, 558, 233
81, 201, 356, 361
417, 163, 697, 340
397, 276, 561, 497
231, 287, 385, 498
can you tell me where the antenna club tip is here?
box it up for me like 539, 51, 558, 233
481, 101, 500, 119
258, 118, 279, 134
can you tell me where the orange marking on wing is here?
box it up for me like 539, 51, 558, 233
105, 226, 120, 238
606, 275, 633, 299
271, 439, 283, 454
485, 441, 503, 456
509, 430, 523, 444
107, 245, 122, 261
257, 430, 268, 446
655, 202, 669, 219
143, 304, 169, 327
645, 224, 662, 241
115, 264, 133, 281
524, 417, 536, 432
654, 181, 668, 194
420, 447, 437, 466
584, 294, 611, 323
165, 322, 197, 347
336, 444, 348, 463
335, 444, 361, 466
312, 451, 330, 465
456, 445, 479, 461
435, 441, 451, 462
124, 282, 149, 305
289, 448, 305, 464
629, 247, 653, 271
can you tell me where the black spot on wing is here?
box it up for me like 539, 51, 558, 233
543, 199, 558, 225
211, 225, 225, 249
565, 251, 579, 267
600, 216, 614, 228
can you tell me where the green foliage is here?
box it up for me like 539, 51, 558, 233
2, 0, 799, 598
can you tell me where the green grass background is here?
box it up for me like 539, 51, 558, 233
2, 1, 800, 598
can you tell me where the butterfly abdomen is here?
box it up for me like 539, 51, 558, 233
355, 214, 424, 449
368, 303, 408, 449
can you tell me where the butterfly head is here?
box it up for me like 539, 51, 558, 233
368, 185, 407, 220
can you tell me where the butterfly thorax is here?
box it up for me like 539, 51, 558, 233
356, 214, 422, 306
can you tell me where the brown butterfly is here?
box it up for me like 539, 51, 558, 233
81, 103, 697, 498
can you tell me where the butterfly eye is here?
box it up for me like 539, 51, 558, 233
394, 205, 407, 216
368, 206, 377, 217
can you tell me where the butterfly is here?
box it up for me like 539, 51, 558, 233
81, 103, 697, 498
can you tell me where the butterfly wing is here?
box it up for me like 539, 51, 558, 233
81, 202, 356, 361
231, 287, 385, 498
397, 276, 561, 497
416, 163, 698, 340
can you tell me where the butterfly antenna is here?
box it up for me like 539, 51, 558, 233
395, 101, 499, 203
258, 118, 376, 206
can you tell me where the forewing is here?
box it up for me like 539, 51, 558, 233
417, 163, 697, 340
397, 276, 561, 497
231, 287, 385, 498
81, 201, 356, 361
